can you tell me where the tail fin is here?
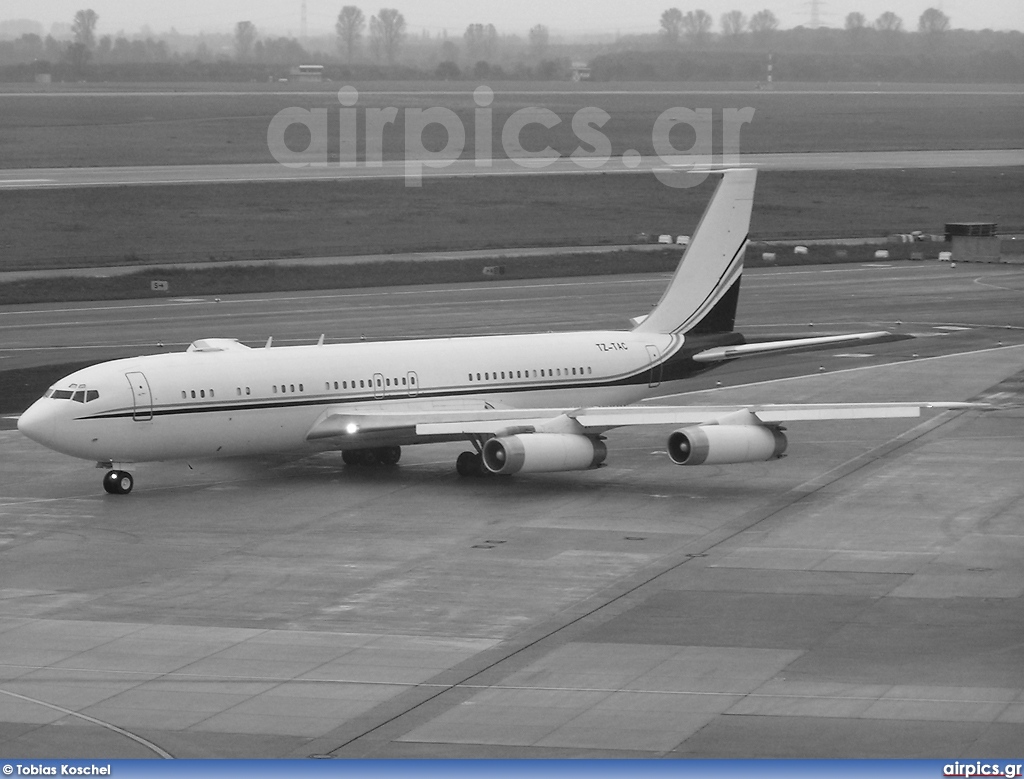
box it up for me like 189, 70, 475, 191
633, 168, 755, 335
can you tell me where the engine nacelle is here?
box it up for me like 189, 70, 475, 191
482, 434, 608, 475
667, 424, 787, 466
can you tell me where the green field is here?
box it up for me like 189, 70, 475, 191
2, 168, 1021, 273
1, 83, 1021, 168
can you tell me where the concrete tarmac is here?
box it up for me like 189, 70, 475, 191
1, 150, 1023, 190
1, 263, 1023, 758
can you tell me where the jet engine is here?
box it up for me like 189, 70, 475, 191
667, 424, 787, 466
482, 434, 608, 475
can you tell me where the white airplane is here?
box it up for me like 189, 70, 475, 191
18, 169, 966, 494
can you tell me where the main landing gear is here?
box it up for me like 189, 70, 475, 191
341, 446, 402, 467
456, 451, 485, 477
102, 470, 134, 495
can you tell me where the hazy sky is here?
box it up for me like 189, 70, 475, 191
5, 0, 1022, 36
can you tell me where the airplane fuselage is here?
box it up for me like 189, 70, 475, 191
20, 328, 729, 465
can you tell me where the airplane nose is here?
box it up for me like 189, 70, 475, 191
18, 400, 57, 448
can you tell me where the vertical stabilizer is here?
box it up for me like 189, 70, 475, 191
633, 168, 756, 335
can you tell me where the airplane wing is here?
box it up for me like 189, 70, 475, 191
416, 402, 976, 435
307, 401, 977, 440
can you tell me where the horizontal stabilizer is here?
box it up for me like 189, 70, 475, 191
691, 331, 896, 363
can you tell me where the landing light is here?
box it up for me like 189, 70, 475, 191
345, 422, 359, 435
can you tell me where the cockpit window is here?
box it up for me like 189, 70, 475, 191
46, 386, 99, 402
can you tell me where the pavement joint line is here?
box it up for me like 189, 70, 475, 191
1, 663, 1015, 706
0, 496, 97, 505
0, 688, 174, 759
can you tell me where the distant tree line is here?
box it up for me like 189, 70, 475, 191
602, 6, 1024, 82
589, 46, 1024, 82
1, 5, 1022, 83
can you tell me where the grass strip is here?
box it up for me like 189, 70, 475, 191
0, 241, 945, 306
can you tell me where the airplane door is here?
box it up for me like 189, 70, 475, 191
125, 371, 153, 421
645, 345, 662, 388
407, 371, 419, 397
373, 373, 385, 399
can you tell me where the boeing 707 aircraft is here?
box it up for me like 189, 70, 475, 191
19, 169, 966, 494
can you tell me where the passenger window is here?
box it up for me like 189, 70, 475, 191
210, 389, 215, 398
191, 390, 197, 398
290, 384, 295, 393
360, 380, 365, 388
246, 387, 251, 395
182, 391, 187, 399
299, 384, 303, 392
200, 390, 205, 398
386, 378, 391, 386
476, 373, 481, 381
402, 377, 407, 385
272, 386, 277, 393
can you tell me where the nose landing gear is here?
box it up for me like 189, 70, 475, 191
103, 470, 134, 495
